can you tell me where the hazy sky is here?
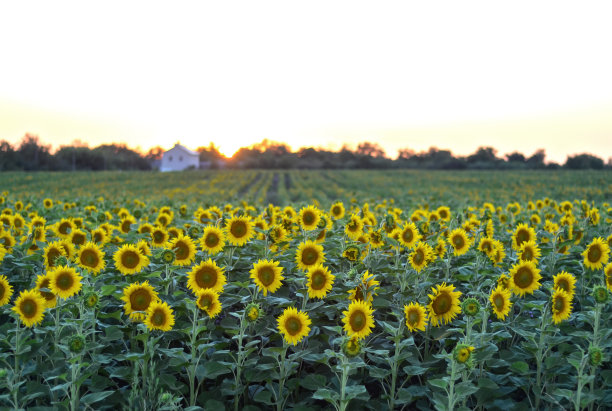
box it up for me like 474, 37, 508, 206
1, 1, 611, 163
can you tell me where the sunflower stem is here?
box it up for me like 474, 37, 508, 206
447, 357, 458, 411
534, 304, 549, 410
12, 320, 21, 410
188, 303, 199, 407
234, 310, 247, 411
339, 353, 351, 411
275, 344, 289, 411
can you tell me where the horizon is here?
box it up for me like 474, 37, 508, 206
1, 1, 612, 164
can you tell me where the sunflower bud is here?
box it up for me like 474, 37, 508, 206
589, 347, 603, 367
453, 344, 475, 365
462, 298, 481, 317
0, 368, 8, 379
69, 335, 86, 354
84, 292, 99, 309
160, 392, 173, 403
342, 337, 362, 358
592, 286, 609, 304
246, 303, 261, 322
133, 209, 142, 219
160, 249, 175, 265
187, 226, 200, 239
55, 255, 68, 267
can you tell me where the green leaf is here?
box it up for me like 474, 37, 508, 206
80, 391, 114, 404
454, 382, 478, 398
313, 388, 339, 403
300, 373, 327, 391
253, 389, 274, 405
510, 361, 529, 374
344, 384, 369, 400
477, 378, 499, 390
428, 378, 448, 389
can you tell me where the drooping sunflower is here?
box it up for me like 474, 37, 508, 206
518, 240, 541, 263
298, 205, 321, 231
551, 289, 572, 325
144, 300, 175, 332
35, 273, 57, 308
12, 289, 46, 327
330, 202, 346, 220
427, 283, 462, 327
508, 261, 542, 297
168, 234, 197, 266
348, 271, 380, 303
250, 259, 284, 296
490, 239, 506, 266
342, 245, 361, 262
187, 258, 226, 294
512, 223, 537, 250
76, 242, 106, 274
582, 237, 610, 270
43, 241, 67, 270
49, 266, 82, 299
489, 286, 512, 320
553, 271, 577, 298
368, 229, 385, 249
409, 242, 433, 272
195, 289, 222, 318
0, 274, 13, 306
404, 302, 428, 332
200, 225, 225, 254
55, 218, 75, 239
225, 215, 254, 247
306, 264, 335, 299
344, 214, 364, 240
448, 228, 472, 256
434, 237, 447, 259
277, 307, 312, 345
295, 240, 325, 271
342, 300, 375, 340
398, 222, 421, 249
150, 227, 170, 248
121, 281, 159, 321
114, 244, 149, 275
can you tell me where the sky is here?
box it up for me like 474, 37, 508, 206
1, 1, 611, 163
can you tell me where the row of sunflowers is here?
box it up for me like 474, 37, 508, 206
0, 188, 611, 410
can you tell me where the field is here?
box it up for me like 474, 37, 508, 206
0, 169, 611, 411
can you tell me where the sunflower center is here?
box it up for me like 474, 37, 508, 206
93, 232, 103, 242
121, 251, 140, 269
199, 295, 212, 309
347, 221, 358, 232
153, 231, 165, 244
20, 299, 37, 318
557, 280, 569, 292
311, 271, 326, 290
493, 295, 504, 310
408, 310, 419, 325
56, 272, 74, 290
587, 246, 602, 263
152, 310, 165, 326
515, 267, 534, 288
522, 248, 533, 261
0, 283, 4, 299
349, 310, 367, 332
38, 279, 55, 301
554, 297, 564, 312
230, 221, 247, 238
285, 317, 302, 336
414, 250, 424, 264
303, 212, 315, 225
205, 233, 219, 248
121, 220, 131, 232
302, 248, 318, 265
402, 229, 414, 243
332, 206, 341, 216
130, 289, 152, 311
258, 267, 275, 286
452, 235, 464, 249
432, 293, 451, 315
197, 267, 218, 289
482, 242, 492, 253
458, 349, 469, 362
72, 233, 85, 246
47, 248, 61, 267
59, 222, 71, 235
81, 250, 98, 267
517, 229, 529, 246
174, 241, 189, 260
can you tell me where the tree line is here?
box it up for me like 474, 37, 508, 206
0, 134, 608, 171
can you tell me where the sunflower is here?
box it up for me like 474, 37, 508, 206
48, 266, 82, 299
605, 263, 612, 292
553, 271, 576, 298
43, 241, 67, 270
344, 214, 364, 240
195, 289, 222, 318
225, 215, 254, 246
295, 240, 325, 271
76, 242, 106, 274
35, 273, 57, 308
168, 234, 196, 266
489, 286, 512, 320
277, 307, 312, 345
145, 300, 175, 332
436, 206, 451, 222
518, 240, 541, 263
269, 224, 289, 245
454, 344, 475, 364
0, 274, 13, 305
512, 223, 537, 250
409, 242, 433, 272
490, 240, 506, 266
91, 227, 110, 244
582, 237, 610, 270
404, 302, 428, 332
199, 225, 225, 254
12, 289, 46, 327
187, 258, 226, 294
448, 228, 471, 256
330, 202, 346, 220
114, 244, 149, 275
368, 229, 384, 249
342, 300, 375, 340
298, 205, 321, 231
508, 261, 542, 297
150, 227, 170, 248
551, 289, 572, 325
250, 259, 284, 296
342, 245, 361, 262
477, 237, 495, 256
434, 237, 447, 259
59, 239, 76, 260
306, 264, 335, 299
398, 222, 421, 249
0, 231, 15, 250
55, 218, 75, 238
427, 283, 462, 327
121, 281, 159, 321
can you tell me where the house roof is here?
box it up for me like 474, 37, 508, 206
167, 143, 199, 157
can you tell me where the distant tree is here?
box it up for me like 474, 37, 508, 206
0, 140, 17, 170
565, 153, 604, 169
16, 133, 53, 170
397, 148, 416, 160
526, 149, 546, 169
145, 146, 165, 161
356, 142, 386, 158
505, 152, 526, 163
466, 147, 501, 169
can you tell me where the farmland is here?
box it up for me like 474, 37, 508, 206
0, 169, 611, 410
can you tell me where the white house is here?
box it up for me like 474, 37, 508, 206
160, 143, 200, 172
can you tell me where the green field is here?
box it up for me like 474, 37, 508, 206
0, 170, 611, 410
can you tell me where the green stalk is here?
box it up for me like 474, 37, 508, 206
447, 358, 458, 411
188, 303, 200, 407
534, 306, 549, 409
388, 330, 403, 411
339, 354, 351, 411
234, 311, 247, 411
13, 320, 21, 410
275, 344, 290, 411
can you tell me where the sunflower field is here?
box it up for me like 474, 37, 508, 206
0, 169, 611, 411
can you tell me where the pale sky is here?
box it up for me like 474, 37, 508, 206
1, 1, 611, 163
